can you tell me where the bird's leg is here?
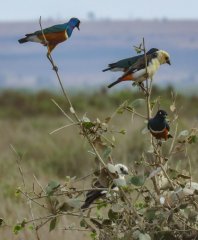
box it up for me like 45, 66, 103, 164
47, 52, 58, 72
157, 140, 162, 147
138, 82, 149, 96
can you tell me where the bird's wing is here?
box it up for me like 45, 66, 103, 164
103, 48, 158, 72
26, 24, 66, 36
165, 121, 170, 131
119, 53, 156, 79
108, 55, 142, 70
108, 49, 158, 70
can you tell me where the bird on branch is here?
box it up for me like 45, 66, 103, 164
18, 17, 80, 67
105, 49, 171, 89
81, 163, 129, 210
148, 110, 173, 141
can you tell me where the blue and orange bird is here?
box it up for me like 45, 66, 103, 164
105, 49, 171, 89
18, 18, 80, 63
148, 110, 173, 141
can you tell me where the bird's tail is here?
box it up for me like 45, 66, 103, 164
81, 190, 104, 209
108, 78, 122, 88
102, 67, 111, 72
18, 37, 28, 44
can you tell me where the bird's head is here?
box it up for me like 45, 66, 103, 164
146, 48, 159, 55
157, 50, 171, 65
114, 164, 129, 176
155, 109, 168, 120
69, 18, 81, 30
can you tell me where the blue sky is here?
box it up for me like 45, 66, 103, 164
1, 0, 198, 21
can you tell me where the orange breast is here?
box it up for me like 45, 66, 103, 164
38, 31, 67, 44
150, 128, 168, 140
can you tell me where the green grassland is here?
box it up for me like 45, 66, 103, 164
0, 87, 198, 239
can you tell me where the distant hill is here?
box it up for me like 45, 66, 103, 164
0, 19, 198, 92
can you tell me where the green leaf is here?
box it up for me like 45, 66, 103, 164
144, 208, 157, 222
46, 180, 60, 196
80, 219, 88, 228
82, 116, 95, 129
188, 135, 197, 144
90, 231, 97, 240
133, 44, 143, 54
108, 209, 119, 221
28, 225, 34, 231
13, 223, 24, 234
131, 98, 145, 108
102, 146, 112, 160
15, 187, 21, 197
82, 121, 95, 129
130, 176, 145, 186
49, 217, 57, 232
66, 198, 81, 209
96, 200, 108, 210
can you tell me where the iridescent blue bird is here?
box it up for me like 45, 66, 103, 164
18, 18, 80, 56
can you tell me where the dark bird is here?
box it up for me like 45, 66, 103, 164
81, 164, 128, 210
18, 18, 80, 57
103, 48, 159, 72
148, 110, 173, 140
107, 50, 171, 89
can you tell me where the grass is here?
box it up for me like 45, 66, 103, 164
0, 87, 198, 239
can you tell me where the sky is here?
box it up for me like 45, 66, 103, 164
1, 0, 198, 21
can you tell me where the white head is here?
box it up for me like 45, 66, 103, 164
114, 164, 129, 176
156, 50, 171, 65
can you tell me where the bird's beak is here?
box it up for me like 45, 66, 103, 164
166, 59, 171, 65
123, 170, 129, 175
77, 22, 80, 30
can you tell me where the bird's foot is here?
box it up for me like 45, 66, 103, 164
52, 65, 58, 72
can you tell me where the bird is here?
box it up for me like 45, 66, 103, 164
81, 164, 128, 209
147, 110, 173, 140
107, 50, 171, 89
18, 17, 80, 66
102, 48, 159, 72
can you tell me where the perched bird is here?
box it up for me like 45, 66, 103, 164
107, 50, 171, 89
81, 164, 128, 209
148, 110, 173, 140
18, 18, 80, 61
103, 48, 159, 72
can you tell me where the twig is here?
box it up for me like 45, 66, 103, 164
33, 175, 46, 194
39, 17, 80, 123
51, 99, 74, 123
125, 107, 147, 119
50, 122, 79, 135
169, 122, 178, 155
10, 144, 26, 190
29, 200, 41, 240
